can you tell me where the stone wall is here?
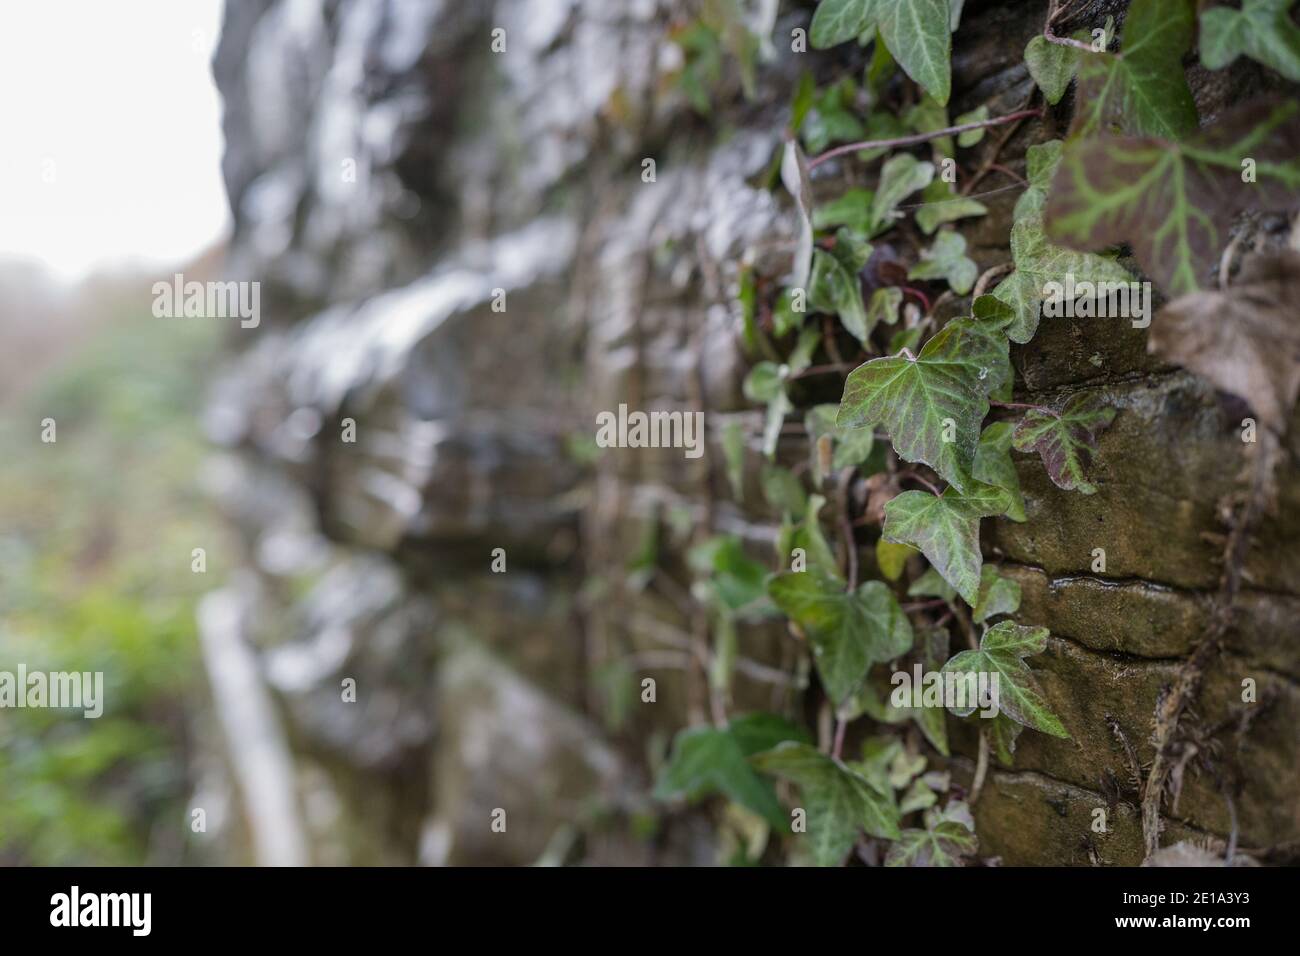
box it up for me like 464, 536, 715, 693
201, 0, 1299, 865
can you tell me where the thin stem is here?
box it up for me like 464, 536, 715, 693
832, 716, 848, 759
788, 362, 857, 380
899, 468, 942, 497
807, 108, 1045, 169
971, 728, 990, 804
901, 286, 932, 313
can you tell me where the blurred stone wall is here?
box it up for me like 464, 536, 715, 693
199, 0, 1298, 865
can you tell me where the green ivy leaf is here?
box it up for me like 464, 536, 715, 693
1071, 0, 1198, 139
905, 93, 954, 158
882, 482, 1013, 605
993, 217, 1134, 343
1023, 35, 1079, 105
837, 317, 1009, 491
1046, 99, 1300, 297
876, 0, 952, 105
989, 711, 1025, 766
657, 713, 811, 829
972, 566, 1022, 623
871, 153, 935, 235
767, 571, 914, 705
693, 535, 773, 613
867, 286, 904, 327
942, 621, 1069, 736
1012, 140, 1063, 224
885, 801, 978, 866
743, 361, 793, 459
806, 404, 876, 482
908, 230, 977, 295
1012, 394, 1116, 494
751, 742, 901, 864
810, 0, 878, 49
810, 230, 874, 342
876, 538, 915, 581
1200, 0, 1300, 83
762, 463, 808, 518
971, 421, 1026, 521
954, 105, 989, 147
801, 77, 866, 154
914, 180, 988, 234
779, 493, 841, 577
907, 566, 956, 602
813, 188, 874, 234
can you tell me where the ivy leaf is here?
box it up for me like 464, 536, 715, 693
767, 571, 914, 705
1012, 393, 1117, 494
837, 317, 1009, 491
1046, 99, 1300, 297
989, 711, 1025, 766
882, 482, 1013, 605
810, 230, 873, 342
908, 230, 977, 295
914, 180, 988, 234
743, 361, 793, 459
907, 566, 956, 602
1024, 35, 1079, 105
867, 286, 904, 327
781, 138, 815, 293
954, 105, 989, 147
1148, 251, 1300, 431
762, 463, 808, 518
751, 742, 901, 864
870, 154, 935, 235
801, 78, 866, 154
1012, 140, 1063, 224
885, 801, 978, 866
778, 493, 841, 578
972, 566, 1022, 623
941, 621, 1069, 736
656, 713, 811, 830
806, 404, 875, 483
813, 188, 874, 234
1071, 0, 1198, 140
810, 0, 878, 49
876, 0, 952, 105
1200, 0, 1300, 83
876, 539, 915, 581
993, 218, 1134, 343
971, 421, 1026, 521
694, 535, 774, 613
905, 93, 954, 158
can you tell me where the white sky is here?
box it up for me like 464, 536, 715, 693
0, 0, 229, 281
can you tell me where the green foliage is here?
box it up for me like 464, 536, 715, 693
1023, 35, 1078, 105
767, 572, 913, 706
882, 483, 1012, 605
657, 714, 812, 829
972, 566, 1022, 623
875, 0, 953, 104
908, 230, 977, 294
810, 0, 877, 49
942, 622, 1069, 737
885, 801, 977, 866
1012, 394, 1117, 494
751, 741, 901, 864
1200, 0, 1300, 82
1072, 0, 1198, 139
810, 230, 874, 342
914, 180, 988, 234
972, 422, 1026, 521
1046, 100, 1300, 296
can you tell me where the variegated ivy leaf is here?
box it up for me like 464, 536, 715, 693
941, 621, 1069, 737
809, 0, 878, 49
870, 153, 935, 235
810, 230, 873, 342
767, 571, 913, 705
971, 421, 1026, 521
781, 138, 815, 293
914, 180, 988, 234
805, 403, 875, 483
1071, 0, 1198, 140
1012, 140, 1063, 224
993, 217, 1134, 344
1200, 0, 1300, 83
751, 742, 901, 864
1046, 99, 1300, 297
1012, 393, 1117, 494
838, 316, 1010, 491
972, 566, 1022, 623
1023, 35, 1078, 105
882, 481, 1013, 605
656, 713, 811, 830
908, 230, 977, 295
876, 0, 953, 105
885, 801, 978, 867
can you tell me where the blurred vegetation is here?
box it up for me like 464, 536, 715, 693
0, 299, 227, 864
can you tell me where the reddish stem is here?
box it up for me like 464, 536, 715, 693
807, 108, 1045, 170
